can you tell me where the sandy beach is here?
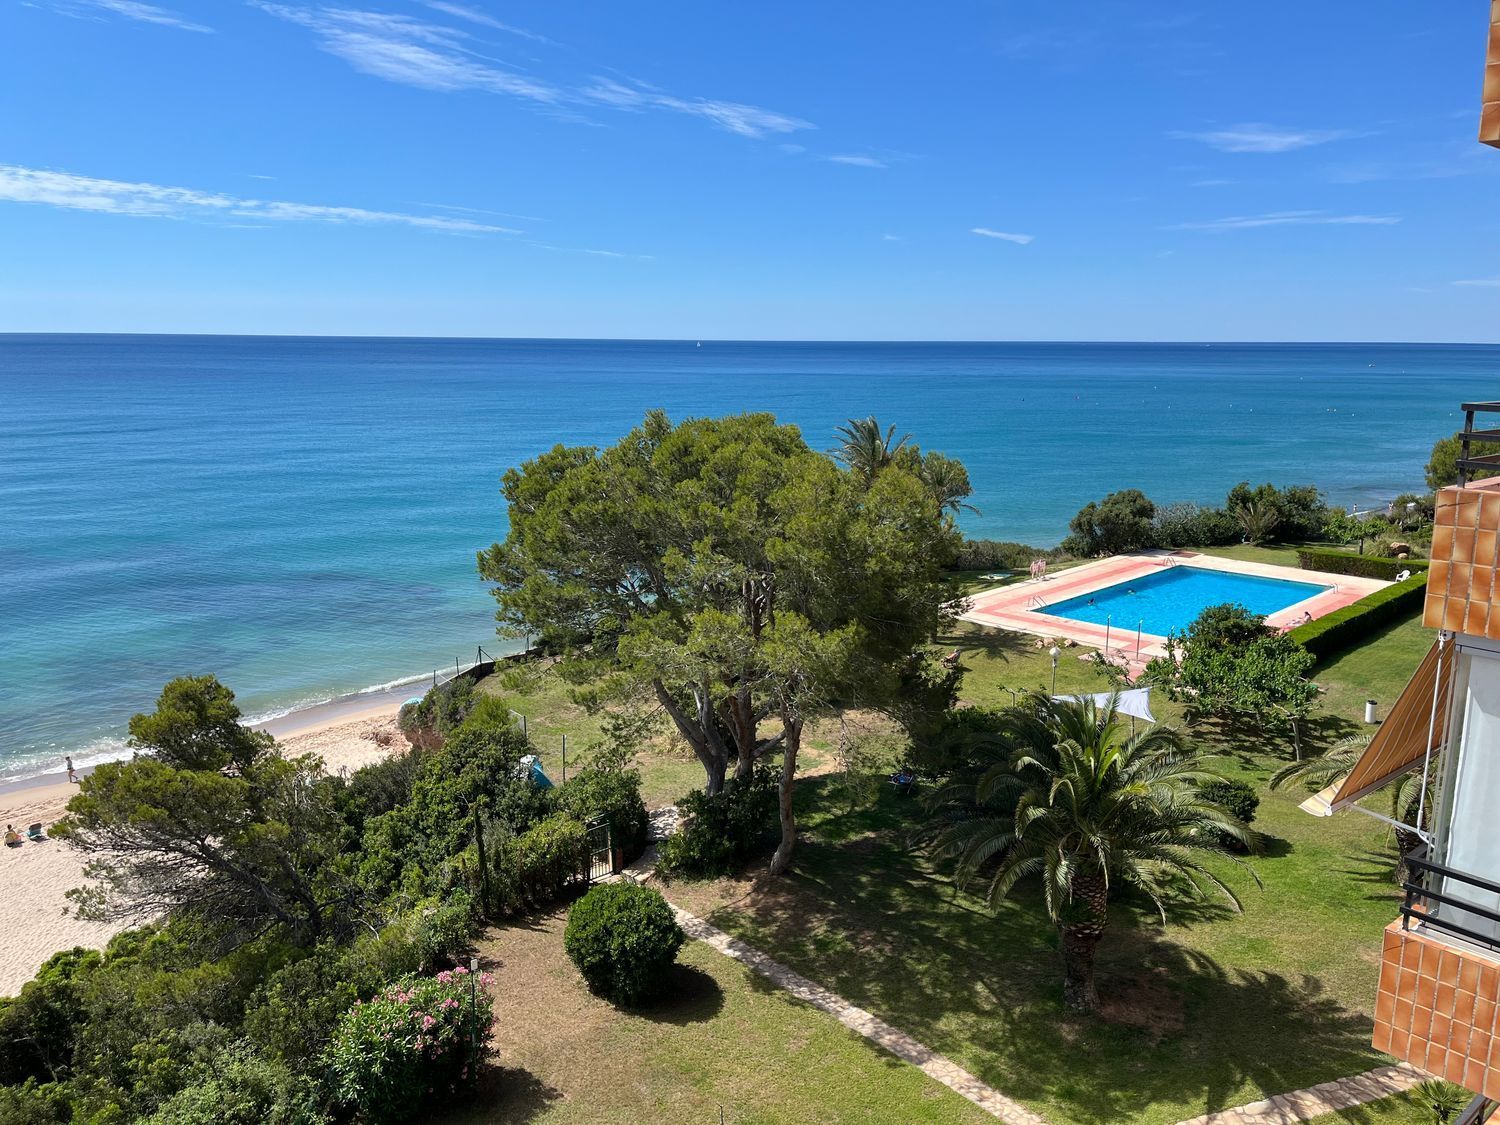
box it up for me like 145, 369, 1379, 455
0, 702, 408, 996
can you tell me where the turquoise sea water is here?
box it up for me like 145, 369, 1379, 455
1041, 565, 1333, 637
2, 335, 1497, 778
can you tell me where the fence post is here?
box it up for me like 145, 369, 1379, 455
561, 734, 567, 785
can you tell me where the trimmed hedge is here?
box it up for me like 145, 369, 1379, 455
564, 883, 684, 1006
1288, 573, 1429, 659
1296, 548, 1429, 581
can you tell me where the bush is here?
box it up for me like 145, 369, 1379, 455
1226, 482, 1328, 542
1062, 489, 1156, 556
1296, 548, 1429, 580
563, 884, 683, 1006
244, 947, 361, 1066
555, 768, 649, 866
1197, 778, 1260, 852
324, 968, 494, 1124
142, 1044, 324, 1125
950, 539, 1057, 572
397, 678, 478, 750
489, 812, 587, 914
1289, 573, 1429, 659
1152, 502, 1238, 549
658, 768, 777, 876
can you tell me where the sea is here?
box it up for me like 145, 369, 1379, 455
2, 335, 1496, 781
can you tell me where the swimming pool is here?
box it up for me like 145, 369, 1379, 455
1039, 565, 1332, 637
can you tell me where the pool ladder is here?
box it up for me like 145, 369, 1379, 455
1027, 595, 1048, 610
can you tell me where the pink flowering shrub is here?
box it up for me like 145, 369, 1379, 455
324, 967, 494, 1123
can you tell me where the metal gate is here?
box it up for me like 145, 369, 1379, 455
585, 814, 615, 882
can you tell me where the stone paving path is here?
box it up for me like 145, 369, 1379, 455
1172, 1062, 1428, 1125
670, 905, 1048, 1125
623, 810, 1425, 1125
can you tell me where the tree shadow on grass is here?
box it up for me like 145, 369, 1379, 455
631, 963, 725, 1025
703, 775, 1386, 1124
447, 1065, 563, 1124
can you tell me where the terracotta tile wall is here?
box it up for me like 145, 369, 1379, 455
1485, 1, 1500, 147
1425, 483, 1500, 639
1374, 922, 1500, 1098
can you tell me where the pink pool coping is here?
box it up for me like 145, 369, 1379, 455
957, 551, 1390, 671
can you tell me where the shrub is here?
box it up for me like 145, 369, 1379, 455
1225, 482, 1328, 542
1062, 489, 1156, 556
658, 768, 777, 876
1152, 502, 1238, 549
397, 678, 477, 750
563, 884, 684, 1006
1296, 548, 1429, 581
489, 813, 587, 915
244, 947, 361, 1066
1289, 573, 1429, 659
1197, 778, 1260, 852
950, 539, 1056, 572
142, 1044, 324, 1125
324, 969, 494, 1124
555, 768, 649, 865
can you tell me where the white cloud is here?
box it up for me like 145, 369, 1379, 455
45, 0, 212, 32
826, 154, 886, 168
1171, 210, 1400, 231
881, 233, 902, 241
1173, 123, 1358, 154
0, 164, 519, 233
1454, 278, 1500, 288
420, 1, 554, 44
971, 227, 1034, 245
255, 5, 812, 139
578, 76, 810, 138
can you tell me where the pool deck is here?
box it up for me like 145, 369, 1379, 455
958, 551, 1390, 675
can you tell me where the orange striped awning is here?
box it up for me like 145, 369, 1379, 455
1300, 636, 1455, 817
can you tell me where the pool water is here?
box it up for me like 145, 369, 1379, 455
1040, 565, 1332, 637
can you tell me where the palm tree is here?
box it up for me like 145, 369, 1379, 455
1270, 736, 1434, 881
1232, 499, 1281, 545
918, 452, 982, 517
833, 416, 911, 485
925, 695, 1258, 1012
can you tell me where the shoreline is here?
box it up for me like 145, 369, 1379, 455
0, 697, 412, 996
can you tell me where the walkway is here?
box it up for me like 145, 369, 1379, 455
1172, 1062, 1427, 1124
624, 811, 1427, 1125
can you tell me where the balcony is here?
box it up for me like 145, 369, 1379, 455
1374, 855, 1500, 1098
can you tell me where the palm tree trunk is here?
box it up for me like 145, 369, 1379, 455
1059, 870, 1109, 1013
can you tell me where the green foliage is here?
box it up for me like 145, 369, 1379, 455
1296, 547, 1428, 580
1063, 488, 1156, 556
923, 695, 1257, 1010
1289, 573, 1429, 659
658, 768, 778, 876
564, 883, 684, 1006
950, 539, 1058, 571
1225, 482, 1328, 542
1148, 604, 1318, 730
554, 767, 649, 864
324, 968, 494, 1124
1427, 431, 1500, 490
54, 688, 354, 946
126, 675, 273, 774
1152, 502, 1238, 549
141, 1043, 323, 1125
0, 947, 99, 1086
490, 813, 587, 914
397, 677, 478, 750
1197, 778, 1259, 826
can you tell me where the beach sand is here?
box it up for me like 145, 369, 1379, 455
0, 703, 407, 996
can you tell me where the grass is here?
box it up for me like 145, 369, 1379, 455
440, 907, 991, 1124
462, 587, 1436, 1123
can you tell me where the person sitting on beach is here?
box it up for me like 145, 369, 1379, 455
4, 826, 20, 848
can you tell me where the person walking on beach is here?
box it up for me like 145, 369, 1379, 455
65, 756, 77, 784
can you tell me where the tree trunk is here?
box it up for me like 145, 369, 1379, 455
1059, 870, 1109, 1013
653, 679, 729, 795
768, 715, 802, 876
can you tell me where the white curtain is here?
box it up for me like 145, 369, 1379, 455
1441, 652, 1500, 943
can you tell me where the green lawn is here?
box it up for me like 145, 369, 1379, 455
441, 907, 991, 1124
467, 597, 1435, 1124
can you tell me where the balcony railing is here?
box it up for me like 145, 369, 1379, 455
1401, 850, 1500, 955
1457, 402, 1500, 485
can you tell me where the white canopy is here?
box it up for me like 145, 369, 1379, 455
1053, 687, 1156, 723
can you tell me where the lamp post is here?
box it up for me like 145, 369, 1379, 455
1049, 645, 1060, 696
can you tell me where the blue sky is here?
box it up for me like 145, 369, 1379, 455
2, 1, 1497, 340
